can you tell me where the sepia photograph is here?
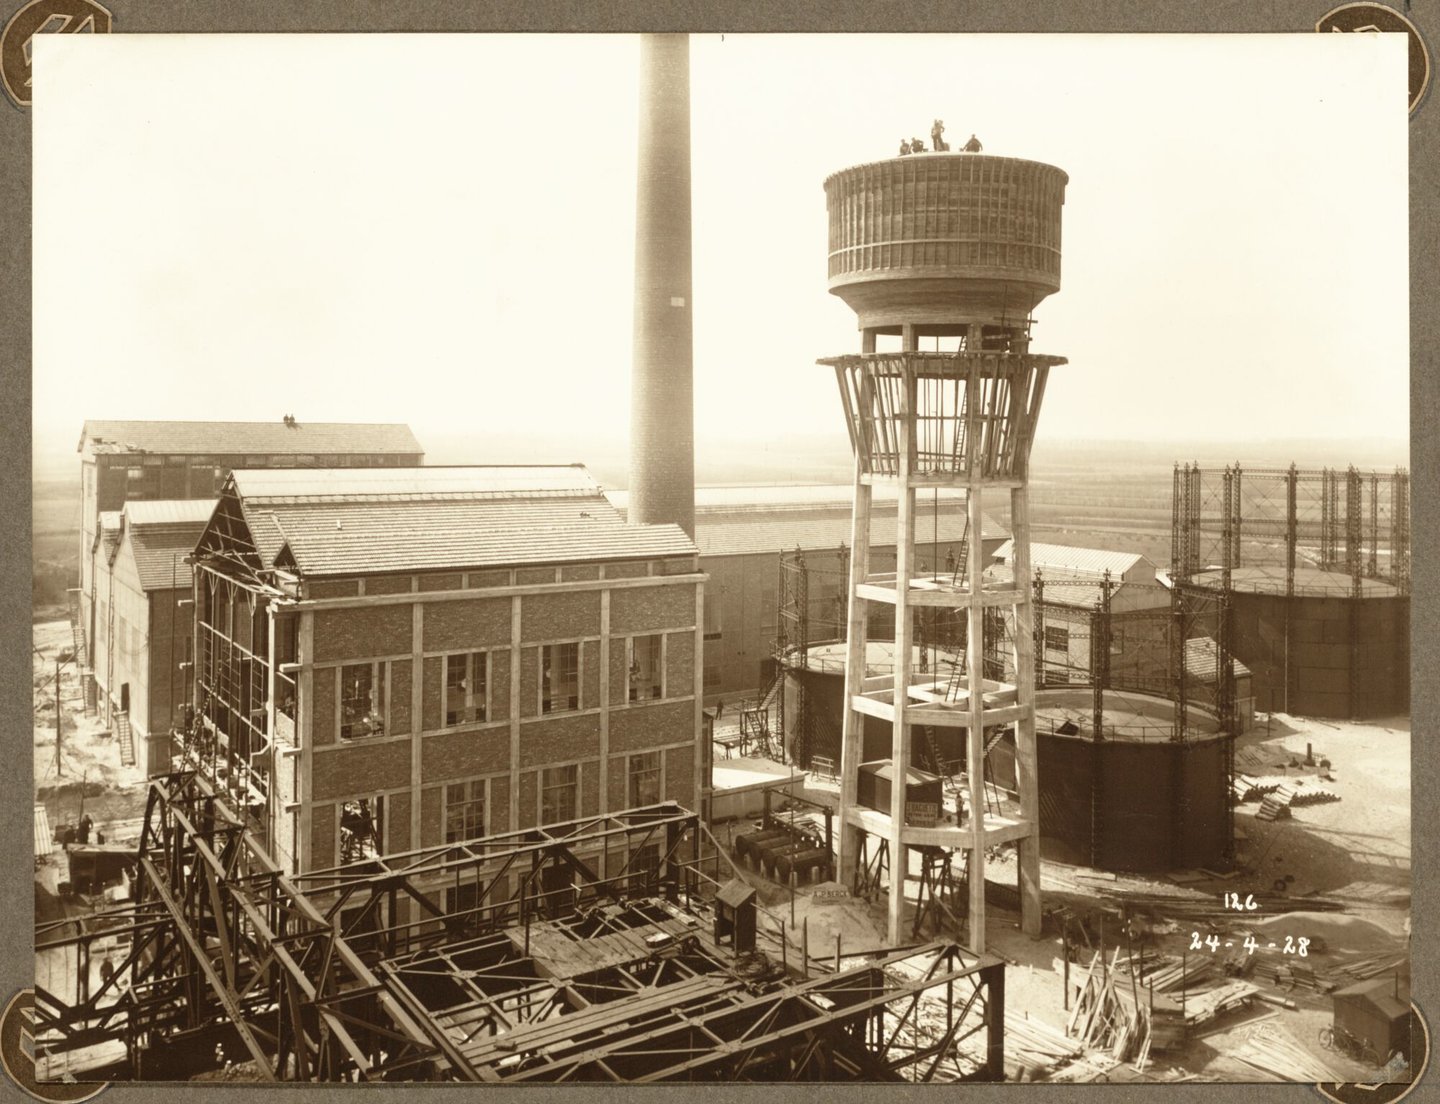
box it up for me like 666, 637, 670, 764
22, 28, 1417, 1086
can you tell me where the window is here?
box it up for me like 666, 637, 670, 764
541, 764, 579, 825
445, 652, 488, 726
445, 779, 487, 843
1044, 625, 1069, 653
627, 635, 663, 702
627, 751, 662, 808
340, 661, 386, 739
339, 796, 384, 863
703, 595, 722, 641
541, 642, 579, 714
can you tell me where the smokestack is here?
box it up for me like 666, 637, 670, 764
629, 33, 695, 539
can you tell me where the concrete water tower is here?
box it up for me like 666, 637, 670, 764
820, 147, 1068, 950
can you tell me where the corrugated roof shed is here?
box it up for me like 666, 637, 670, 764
212, 466, 695, 578
607, 484, 1007, 558
1184, 637, 1252, 681
78, 419, 423, 459
994, 540, 1148, 578
985, 563, 1110, 607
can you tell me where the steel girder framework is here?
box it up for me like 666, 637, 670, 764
380, 939, 1002, 1083
35, 769, 440, 1081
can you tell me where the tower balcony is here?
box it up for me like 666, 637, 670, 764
822, 351, 1065, 483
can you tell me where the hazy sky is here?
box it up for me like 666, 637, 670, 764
32, 33, 1409, 469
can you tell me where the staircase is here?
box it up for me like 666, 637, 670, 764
115, 711, 136, 768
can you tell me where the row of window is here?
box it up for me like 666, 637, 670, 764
338, 753, 666, 858
338, 635, 669, 741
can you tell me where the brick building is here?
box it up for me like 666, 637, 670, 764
187, 465, 703, 877
76, 419, 424, 690
90, 500, 214, 774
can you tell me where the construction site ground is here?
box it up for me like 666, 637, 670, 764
32, 622, 1411, 1084
711, 702, 1411, 1083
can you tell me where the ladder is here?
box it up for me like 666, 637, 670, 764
115, 711, 136, 768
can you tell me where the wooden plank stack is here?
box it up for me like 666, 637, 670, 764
1229, 1022, 1347, 1082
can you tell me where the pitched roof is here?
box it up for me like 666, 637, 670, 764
607, 484, 1007, 558
993, 540, 1148, 578
1184, 636, 1252, 681
96, 511, 122, 558
113, 500, 216, 591
206, 466, 696, 578
121, 499, 218, 526
985, 562, 1110, 607
78, 419, 423, 459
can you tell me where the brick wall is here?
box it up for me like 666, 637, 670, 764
366, 575, 413, 596
666, 631, 695, 697
522, 591, 601, 640
311, 804, 336, 869
389, 790, 412, 853
312, 667, 336, 746
518, 712, 595, 769
666, 746, 695, 807
610, 700, 692, 754
422, 726, 511, 781
391, 659, 412, 734
311, 739, 411, 802
313, 604, 411, 662
425, 598, 510, 651
611, 584, 695, 634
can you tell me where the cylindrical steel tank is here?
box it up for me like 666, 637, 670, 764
824, 154, 1068, 331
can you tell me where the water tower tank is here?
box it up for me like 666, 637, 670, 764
824, 154, 1068, 333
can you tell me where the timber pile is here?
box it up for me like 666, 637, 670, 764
1230, 1023, 1346, 1082
1005, 1010, 1086, 1079
1289, 786, 1341, 807
1118, 951, 1214, 993
1333, 952, 1408, 981
1065, 950, 1154, 1068
1255, 786, 1295, 821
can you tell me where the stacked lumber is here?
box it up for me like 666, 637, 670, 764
1065, 950, 1154, 1067
1333, 952, 1407, 981
1006, 1010, 1086, 1078
1289, 786, 1341, 807
1122, 952, 1214, 993
1229, 1023, 1346, 1082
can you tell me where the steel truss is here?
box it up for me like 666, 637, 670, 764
35, 772, 1006, 1084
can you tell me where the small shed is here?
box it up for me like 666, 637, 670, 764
714, 878, 757, 954
856, 760, 944, 824
1332, 975, 1412, 1061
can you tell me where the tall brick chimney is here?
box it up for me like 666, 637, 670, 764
629, 33, 695, 539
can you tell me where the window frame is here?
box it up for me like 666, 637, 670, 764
540, 641, 581, 715
626, 634, 665, 703
339, 660, 387, 740
626, 750, 663, 808
540, 763, 580, 825
444, 778, 488, 844
443, 650, 490, 727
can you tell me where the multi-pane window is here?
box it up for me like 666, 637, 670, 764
703, 596, 722, 641
445, 652, 488, 726
541, 764, 579, 825
445, 779, 487, 844
1044, 626, 1069, 652
627, 751, 662, 808
339, 796, 384, 863
340, 661, 386, 739
628, 635, 663, 702
541, 642, 579, 714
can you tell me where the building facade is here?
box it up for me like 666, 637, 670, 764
76, 419, 424, 693
89, 500, 214, 774
187, 466, 703, 876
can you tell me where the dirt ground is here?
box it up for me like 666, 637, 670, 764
716, 702, 1412, 1083
33, 621, 150, 846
